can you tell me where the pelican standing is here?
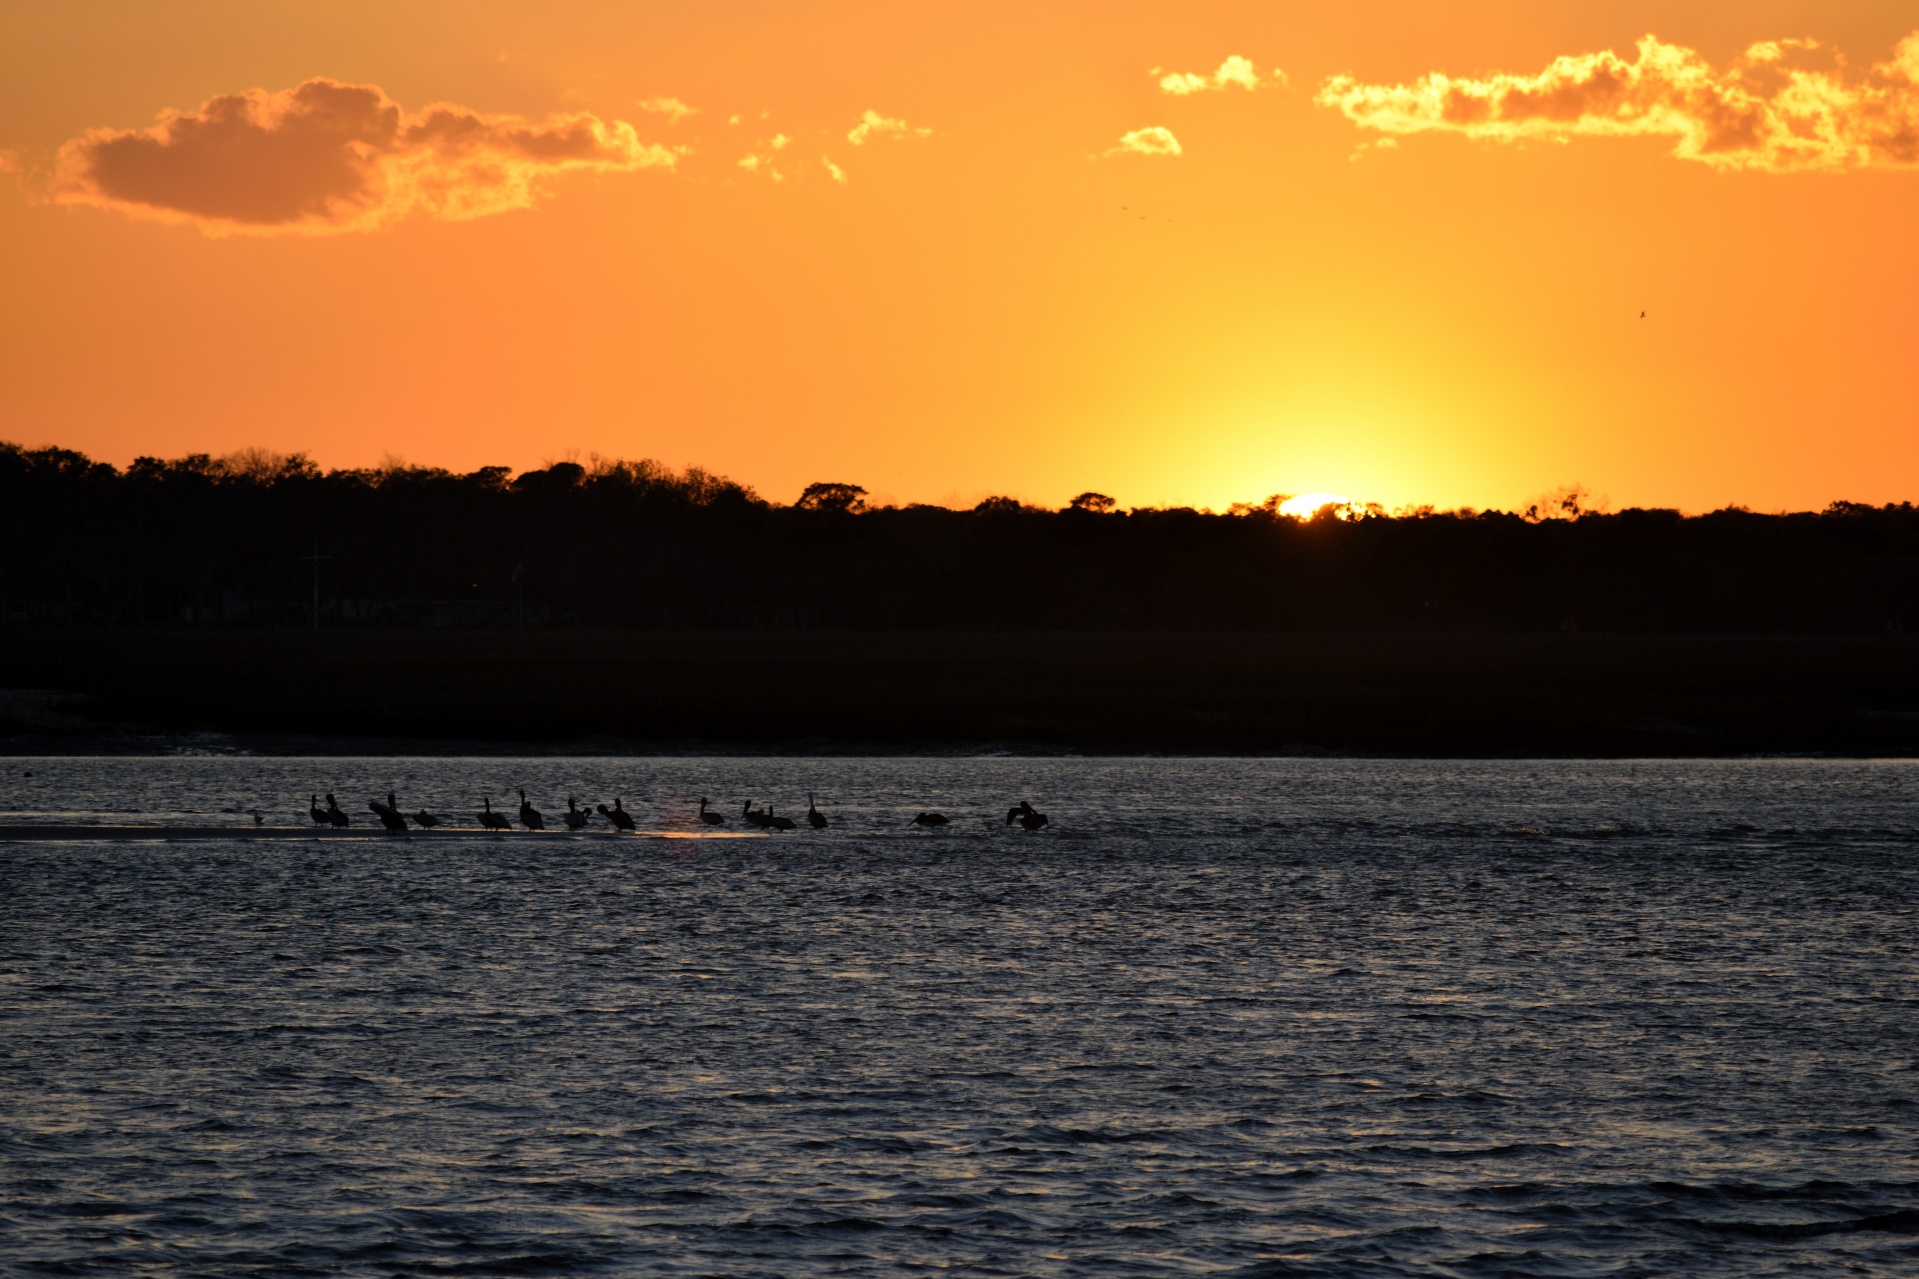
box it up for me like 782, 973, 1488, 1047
518, 789, 545, 831
563, 796, 590, 830
479, 795, 512, 830
324, 793, 350, 828
807, 793, 828, 830
697, 797, 725, 826
370, 791, 408, 832
597, 798, 637, 831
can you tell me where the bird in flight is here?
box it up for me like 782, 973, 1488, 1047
1640, 311, 1646, 318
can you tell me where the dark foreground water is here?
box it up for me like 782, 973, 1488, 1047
3, 757, 1918, 1277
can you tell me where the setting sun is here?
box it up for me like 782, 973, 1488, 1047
1275, 493, 1352, 519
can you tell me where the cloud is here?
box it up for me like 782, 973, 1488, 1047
822, 156, 847, 184
1316, 30, 1919, 172
638, 96, 697, 124
1106, 126, 1182, 157
1349, 137, 1399, 162
52, 78, 679, 235
0, 150, 16, 174
737, 133, 796, 180
737, 152, 781, 181
1155, 55, 1280, 95
847, 109, 930, 146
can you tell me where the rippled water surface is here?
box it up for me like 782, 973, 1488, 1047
4, 756, 1919, 1277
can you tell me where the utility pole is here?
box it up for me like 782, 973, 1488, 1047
300, 543, 331, 632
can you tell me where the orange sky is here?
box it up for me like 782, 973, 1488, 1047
0, 0, 1915, 513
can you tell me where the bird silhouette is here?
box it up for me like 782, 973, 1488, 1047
697, 797, 725, 826
597, 798, 637, 831
1006, 800, 1049, 831
767, 807, 796, 831
912, 811, 949, 827
478, 795, 512, 831
562, 796, 590, 830
369, 791, 407, 832
249, 808, 264, 826
412, 807, 442, 829
309, 794, 328, 825
324, 793, 350, 828
743, 799, 772, 828
1640, 311, 1646, 318
518, 789, 544, 831
807, 792, 828, 830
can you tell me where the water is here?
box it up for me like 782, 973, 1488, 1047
3, 756, 1917, 1276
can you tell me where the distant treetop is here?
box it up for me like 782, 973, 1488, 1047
973, 495, 1026, 514
1068, 491, 1117, 513
795, 482, 868, 513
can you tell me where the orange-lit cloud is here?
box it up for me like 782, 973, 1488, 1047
737, 132, 795, 180
638, 95, 698, 124
1317, 30, 1919, 172
1155, 55, 1279, 95
846, 109, 930, 146
737, 153, 782, 181
1107, 126, 1181, 157
52, 78, 677, 235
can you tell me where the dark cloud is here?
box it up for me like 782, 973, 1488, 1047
54, 78, 677, 234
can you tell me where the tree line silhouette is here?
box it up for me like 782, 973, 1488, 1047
3, 442, 1916, 632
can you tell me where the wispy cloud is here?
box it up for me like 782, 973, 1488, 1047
1349, 137, 1399, 162
1155, 55, 1280, 95
736, 132, 796, 180
52, 78, 677, 235
847, 109, 930, 146
1316, 30, 1919, 171
1107, 126, 1182, 157
737, 153, 782, 181
822, 156, 847, 184
638, 96, 698, 124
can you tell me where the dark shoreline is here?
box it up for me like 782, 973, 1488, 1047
5, 628, 1918, 758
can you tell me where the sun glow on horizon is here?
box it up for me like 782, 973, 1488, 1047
0, 6, 1913, 514
1276, 493, 1350, 518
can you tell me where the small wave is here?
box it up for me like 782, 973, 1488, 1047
1365, 1142, 1572, 1160
400, 1252, 598, 1275
1674, 1208, 1919, 1239
48, 1200, 143, 1219
1027, 1124, 1168, 1145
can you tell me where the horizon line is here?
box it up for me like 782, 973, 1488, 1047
2, 438, 1905, 523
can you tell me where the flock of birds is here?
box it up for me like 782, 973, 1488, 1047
302, 791, 1050, 834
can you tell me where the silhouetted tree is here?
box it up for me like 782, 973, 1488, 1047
796, 482, 867, 513
1523, 484, 1597, 522
1068, 492, 1117, 513
2, 440, 1917, 635
1228, 494, 1293, 518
